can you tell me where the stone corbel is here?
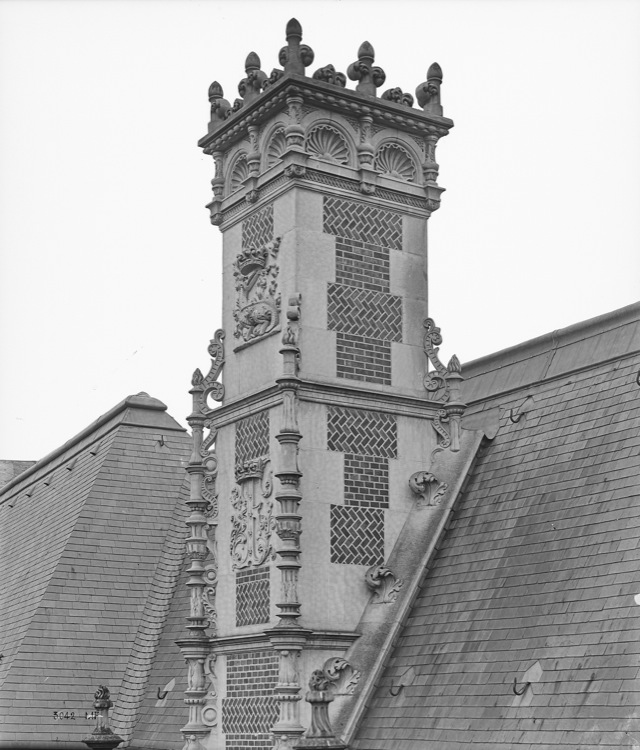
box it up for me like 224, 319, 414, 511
364, 565, 403, 604
409, 471, 448, 507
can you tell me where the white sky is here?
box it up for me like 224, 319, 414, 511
1, 0, 639, 460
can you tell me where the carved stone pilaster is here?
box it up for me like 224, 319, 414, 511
285, 94, 305, 151
270, 295, 307, 749
180, 331, 225, 749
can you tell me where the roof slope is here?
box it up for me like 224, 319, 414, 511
354, 304, 640, 749
0, 394, 191, 748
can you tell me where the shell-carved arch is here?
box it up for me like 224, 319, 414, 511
373, 140, 419, 183
305, 122, 353, 167
262, 123, 288, 170
227, 150, 250, 195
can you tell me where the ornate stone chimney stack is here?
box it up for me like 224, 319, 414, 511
190, 19, 457, 750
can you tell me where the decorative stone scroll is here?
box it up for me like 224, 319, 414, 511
409, 471, 448, 507
364, 564, 404, 603
233, 237, 282, 344
422, 317, 450, 401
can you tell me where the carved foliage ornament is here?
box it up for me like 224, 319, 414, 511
365, 565, 404, 603
230, 458, 276, 569
409, 471, 448, 507
319, 657, 361, 695
233, 238, 282, 343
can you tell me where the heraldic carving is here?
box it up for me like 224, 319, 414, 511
230, 458, 276, 569
233, 238, 282, 344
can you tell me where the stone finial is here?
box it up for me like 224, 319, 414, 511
83, 686, 123, 750
207, 82, 230, 132
416, 62, 443, 116
347, 41, 386, 97
279, 18, 315, 76
238, 52, 267, 105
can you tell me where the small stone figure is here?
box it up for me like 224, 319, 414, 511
238, 52, 267, 105
207, 82, 230, 132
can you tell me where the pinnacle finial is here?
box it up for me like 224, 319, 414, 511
357, 41, 375, 60
416, 62, 444, 115
279, 17, 314, 75
286, 18, 302, 39
245, 52, 261, 72
238, 52, 266, 104
207, 81, 230, 132
348, 40, 386, 96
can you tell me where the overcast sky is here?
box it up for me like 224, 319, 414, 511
1, 0, 639, 460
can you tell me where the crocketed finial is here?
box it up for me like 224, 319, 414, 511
347, 41, 386, 97
207, 81, 230, 132
416, 62, 443, 116
238, 52, 267, 105
279, 17, 314, 76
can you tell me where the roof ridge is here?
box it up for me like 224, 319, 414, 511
463, 301, 640, 380
0, 393, 184, 498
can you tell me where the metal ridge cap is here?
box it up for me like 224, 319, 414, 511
462, 301, 640, 382
0, 392, 170, 498
198, 73, 454, 150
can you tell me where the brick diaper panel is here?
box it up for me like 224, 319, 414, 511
327, 407, 398, 458
344, 453, 389, 508
235, 410, 270, 465
327, 284, 402, 341
223, 651, 278, 748
335, 238, 390, 292
330, 505, 384, 566
241, 204, 274, 249
235, 567, 270, 626
323, 196, 402, 250
336, 333, 392, 384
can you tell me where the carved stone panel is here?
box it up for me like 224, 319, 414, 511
234, 205, 281, 346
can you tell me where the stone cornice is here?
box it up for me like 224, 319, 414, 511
208, 379, 448, 429
209, 629, 361, 654
198, 74, 453, 155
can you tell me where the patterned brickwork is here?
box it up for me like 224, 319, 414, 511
327, 285, 402, 341
323, 196, 402, 250
241, 204, 273, 249
235, 567, 270, 626
323, 196, 402, 385
223, 651, 278, 748
336, 333, 392, 384
344, 453, 389, 508
330, 505, 384, 565
327, 407, 397, 458
335, 238, 390, 292
235, 411, 270, 465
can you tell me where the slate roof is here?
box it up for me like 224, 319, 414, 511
0, 393, 191, 748
353, 302, 640, 749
